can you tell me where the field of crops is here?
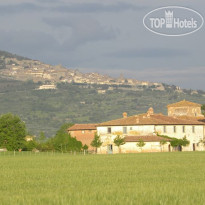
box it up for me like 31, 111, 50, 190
0, 152, 205, 205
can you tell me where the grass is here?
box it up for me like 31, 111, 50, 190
0, 152, 205, 205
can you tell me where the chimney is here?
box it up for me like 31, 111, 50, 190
147, 107, 154, 116
136, 117, 139, 123
123, 112, 127, 118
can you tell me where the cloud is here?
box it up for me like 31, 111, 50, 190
52, 2, 146, 13
0, 3, 44, 14
0, 2, 146, 15
35, 0, 61, 3
108, 48, 190, 58
0, 29, 59, 60
43, 16, 118, 50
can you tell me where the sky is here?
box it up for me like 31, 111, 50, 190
0, 0, 204, 90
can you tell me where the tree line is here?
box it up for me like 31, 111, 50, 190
0, 113, 89, 152
0, 108, 205, 153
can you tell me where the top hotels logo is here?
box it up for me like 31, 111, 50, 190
143, 6, 204, 36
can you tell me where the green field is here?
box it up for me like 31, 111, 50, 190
0, 152, 205, 205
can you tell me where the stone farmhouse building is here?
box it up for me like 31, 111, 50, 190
167, 100, 204, 117
68, 124, 97, 151
68, 100, 205, 154
97, 105, 205, 154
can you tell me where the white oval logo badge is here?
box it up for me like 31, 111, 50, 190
143, 6, 204, 36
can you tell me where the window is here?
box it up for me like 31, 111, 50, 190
173, 126, 176, 133
192, 126, 195, 133
130, 127, 133, 130
163, 126, 167, 133
82, 130, 85, 134
182, 126, 185, 133
107, 127, 111, 134
123, 127, 127, 134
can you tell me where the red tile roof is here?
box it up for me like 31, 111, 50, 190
167, 100, 201, 107
68, 124, 97, 131
98, 113, 205, 126
175, 116, 205, 121
125, 135, 170, 142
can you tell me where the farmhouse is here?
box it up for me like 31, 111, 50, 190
68, 124, 97, 151
68, 100, 205, 154
97, 103, 205, 154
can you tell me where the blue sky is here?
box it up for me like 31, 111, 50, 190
0, 0, 204, 90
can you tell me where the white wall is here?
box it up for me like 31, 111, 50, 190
155, 125, 204, 151
97, 125, 155, 136
97, 124, 205, 153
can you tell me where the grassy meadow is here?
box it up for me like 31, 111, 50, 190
0, 152, 205, 205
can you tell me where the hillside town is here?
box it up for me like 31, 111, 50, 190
0, 53, 167, 91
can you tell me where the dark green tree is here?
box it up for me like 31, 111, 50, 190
157, 134, 190, 151
170, 136, 190, 151
52, 123, 82, 152
0, 113, 26, 150
34, 131, 50, 151
114, 135, 125, 153
37, 131, 46, 143
23, 140, 38, 151
91, 133, 102, 153
82, 144, 89, 151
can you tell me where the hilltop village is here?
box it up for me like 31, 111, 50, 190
0, 52, 170, 91
68, 100, 205, 153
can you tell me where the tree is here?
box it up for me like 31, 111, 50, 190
91, 133, 102, 153
198, 139, 205, 151
202, 105, 205, 116
170, 136, 190, 151
157, 134, 190, 152
52, 123, 82, 152
160, 139, 167, 152
136, 139, 146, 152
82, 144, 88, 151
23, 140, 38, 151
37, 131, 46, 143
0, 113, 26, 150
35, 131, 50, 151
114, 135, 125, 153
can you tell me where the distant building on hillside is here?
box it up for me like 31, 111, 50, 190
25, 135, 35, 142
38, 84, 57, 90
97, 89, 106, 94
68, 124, 97, 151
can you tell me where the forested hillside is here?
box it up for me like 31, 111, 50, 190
0, 78, 204, 137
